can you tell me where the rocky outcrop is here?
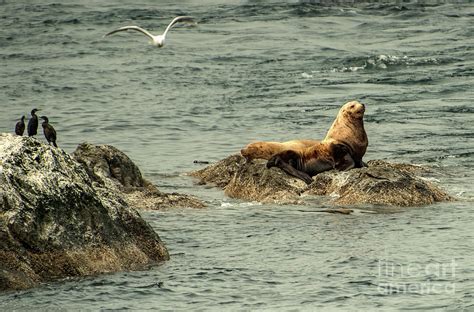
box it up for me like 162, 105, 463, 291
72, 143, 205, 210
0, 134, 169, 291
306, 160, 453, 206
190, 155, 454, 206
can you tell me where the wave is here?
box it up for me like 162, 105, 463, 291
330, 54, 443, 73
220, 201, 262, 208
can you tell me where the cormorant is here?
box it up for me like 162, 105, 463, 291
15, 115, 26, 136
40, 116, 57, 147
27, 108, 39, 136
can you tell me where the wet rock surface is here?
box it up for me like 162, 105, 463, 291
0, 134, 169, 291
191, 155, 454, 206
72, 143, 205, 210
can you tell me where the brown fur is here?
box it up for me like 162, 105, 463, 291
323, 100, 368, 166
240, 139, 320, 161
267, 141, 354, 182
299, 141, 354, 171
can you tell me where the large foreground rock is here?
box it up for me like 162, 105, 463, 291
190, 154, 454, 206
72, 143, 205, 210
0, 134, 169, 291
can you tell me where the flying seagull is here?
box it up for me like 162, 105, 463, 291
104, 16, 195, 48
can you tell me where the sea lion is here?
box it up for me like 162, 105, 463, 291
323, 100, 368, 168
265, 100, 367, 184
240, 139, 320, 161
266, 141, 353, 184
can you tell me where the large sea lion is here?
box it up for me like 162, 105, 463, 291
323, 100, 368, 168
265, 100, 368, 184
240, 139, 320, 161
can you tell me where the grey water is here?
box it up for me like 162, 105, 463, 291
1, 0, 473, 310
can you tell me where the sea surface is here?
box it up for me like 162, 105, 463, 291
1, 0, 473, 310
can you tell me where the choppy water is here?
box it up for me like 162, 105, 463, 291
1, 0, 473, 310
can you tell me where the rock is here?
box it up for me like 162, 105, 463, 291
191, 154, 454, 207
307, 160, 454, 206
224, 157, 307, 204
192, 154, 244, 188
72, 143, 205, 209
71, 143, 145, 191
191, 154, 307, 204
190, 154, 306, 204
125, 187, 206, 210
0, 134, 169, 291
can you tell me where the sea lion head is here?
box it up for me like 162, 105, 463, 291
241, 141, 270, 160
340, 100, 365, 120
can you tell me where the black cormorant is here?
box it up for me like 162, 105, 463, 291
15, 115, 26, 136
27, 108, 39, 136
40, 116, 57, 147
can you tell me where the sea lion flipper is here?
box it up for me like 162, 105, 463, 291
267, 155, 313, 185
352, 159, 367, 168
266, 155, 280, 168
267, 150, 299, 168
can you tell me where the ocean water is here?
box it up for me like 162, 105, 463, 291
1, 0, 473, 310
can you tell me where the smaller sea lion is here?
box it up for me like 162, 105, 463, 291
241, 139, 320, 161
15, 115, 26, 136
266, 141, 353, 184
27, 108, 39, 137
40, 116, 58, 147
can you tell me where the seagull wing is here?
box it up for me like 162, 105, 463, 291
104, 26, 155, 40
162, 16, 195, 38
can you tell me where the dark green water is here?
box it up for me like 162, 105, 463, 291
1, 0, 473, 310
